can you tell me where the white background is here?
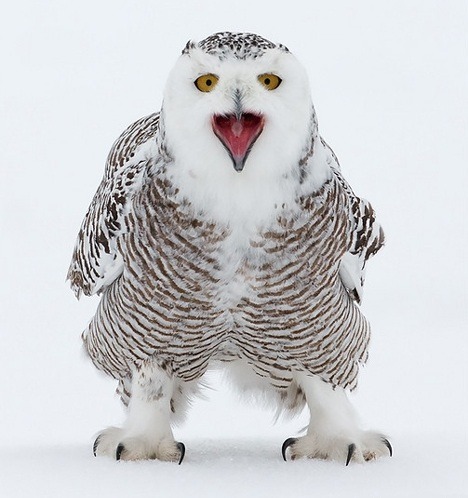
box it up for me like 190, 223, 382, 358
0, 1, 466, 496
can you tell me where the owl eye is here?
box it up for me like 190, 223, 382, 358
258, 73, 282, 90
194, 74, 219, 92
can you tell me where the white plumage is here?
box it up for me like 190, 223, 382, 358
68, 32, 390, 464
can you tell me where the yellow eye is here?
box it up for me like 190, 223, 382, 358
194, 74, 219, 92
258, 73, 282, 90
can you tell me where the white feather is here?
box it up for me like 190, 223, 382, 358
339, 252, 364, 303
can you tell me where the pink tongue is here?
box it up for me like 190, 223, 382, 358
213, 113, 263, 160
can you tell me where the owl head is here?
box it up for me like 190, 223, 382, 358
162, 32, 316, 180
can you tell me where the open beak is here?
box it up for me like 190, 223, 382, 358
212, 113, 264, 172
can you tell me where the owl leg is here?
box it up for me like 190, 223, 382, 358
93, 359, 185, 463
282, 373, 392, 464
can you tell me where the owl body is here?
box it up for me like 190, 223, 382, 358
69, 33, 389, 463
82, 111, 369, 396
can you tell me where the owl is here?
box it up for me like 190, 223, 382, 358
68, 32, 391, 465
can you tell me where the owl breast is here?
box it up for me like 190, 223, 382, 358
83, 172, 369, 391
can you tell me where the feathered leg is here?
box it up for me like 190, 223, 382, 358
282, 373, 392, 464
93, 359, 185, 463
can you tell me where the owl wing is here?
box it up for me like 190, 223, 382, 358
338, 191, 385, 304
321, 138, 385, 304
67, 113, 160, 298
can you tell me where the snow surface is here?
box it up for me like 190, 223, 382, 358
1, 0, 467, 496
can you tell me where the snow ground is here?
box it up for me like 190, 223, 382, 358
1, 0, 467, 497
0, 433, 466, 498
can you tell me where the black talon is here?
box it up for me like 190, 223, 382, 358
93, 435, 101, 457
281, 437, 298, 461
382, 438, 393, 457
177, 442, 186, 465
116, 443, 125, 461
346, 443, 356, 466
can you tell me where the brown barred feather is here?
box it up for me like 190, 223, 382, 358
70, 113, 384, 410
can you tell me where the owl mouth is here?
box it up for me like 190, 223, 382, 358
212, 113, 264, 172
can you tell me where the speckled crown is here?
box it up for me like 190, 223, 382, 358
182, 31, 289, 60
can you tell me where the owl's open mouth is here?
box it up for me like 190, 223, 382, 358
212, 113, 264, 172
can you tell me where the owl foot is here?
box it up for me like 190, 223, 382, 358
282, 431, 392, 465
287, 373, 392, 465
93, 427, 185, 463
92, 360, 185, 462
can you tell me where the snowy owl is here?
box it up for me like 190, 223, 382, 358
68, 32, 391, 465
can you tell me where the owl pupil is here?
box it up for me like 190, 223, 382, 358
206, 79, 212, 86
264, 78, 271, 85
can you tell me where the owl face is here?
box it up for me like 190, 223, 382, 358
162, 33, 314, 179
